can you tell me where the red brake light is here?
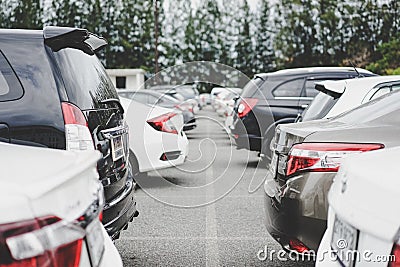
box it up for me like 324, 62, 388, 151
147, 112, 178, 134
389, 244, 400, 267
61, 102, 87, 126
237, 98, 258, 118
0, 216, 82, 267
61, 102, 94, 151
289, 239, 310, 253
286, 143, 384, 176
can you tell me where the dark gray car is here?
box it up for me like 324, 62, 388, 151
264, 89, 400, 253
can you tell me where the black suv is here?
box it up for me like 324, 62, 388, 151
0, 26, 137, 239
230, 67, 375, 160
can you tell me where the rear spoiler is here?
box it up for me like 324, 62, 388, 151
43, 26, 107, 55
315, 80, 346, 99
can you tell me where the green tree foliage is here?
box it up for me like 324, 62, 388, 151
367, 36, 400, 74
0, 0, 399, 76
233, 0, 254, 76
7, 0, 42, 29
253, 0, 275, 73
274, 0, 319, 67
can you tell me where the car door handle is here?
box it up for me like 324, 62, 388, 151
301, 104, 309, 109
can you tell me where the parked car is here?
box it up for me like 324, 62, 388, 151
316, 147, 400, 267
231, 67, 375, 155
210, 87, 228, 108
0, 142, 122, 267
199, 93, 211, 105
117, 89, 196, 131
260, 75, 400, 163
215, 89, 242, 117
149, 85, 200, 113
300, 75, 400, 122
0, 26, 137, 240
120, 97, 189, 173
175, 84, 201, 111
264, 89, 400, 254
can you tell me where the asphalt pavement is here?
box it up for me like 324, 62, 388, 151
115, 106, 313, 267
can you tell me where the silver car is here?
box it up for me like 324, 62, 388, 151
264, 89, 400, 254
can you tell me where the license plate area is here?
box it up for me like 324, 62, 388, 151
86, 220, 105, 267
331, 216, 358, 267
111, 135, 125, 162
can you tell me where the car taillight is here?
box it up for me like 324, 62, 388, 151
389, 244, 400, 267
289, 239, 310, 253
286, 143, 384, 176
61, 102, 94, 151
147, 112, 178, 134
237, 98, 258, 118
0, 216, 83, 267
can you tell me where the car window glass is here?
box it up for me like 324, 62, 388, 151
273, 78, 305, 97
304, 79, 332, 97
391, 83, 400, 91
131, 92, 148, 104
0, 51, 24, 101
176, 87, 195, 98
370, 86, 391, 100
53, 48, 118, 109
161, 94, 179, 104
301, 92, 338, 121
118, 92, 132, 99
0, 71, 8, 95
148, 94, 159, 105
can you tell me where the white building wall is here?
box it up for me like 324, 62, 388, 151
106, 69, 146, 91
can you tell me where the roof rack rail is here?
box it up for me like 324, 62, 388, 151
43, 26, 107, 55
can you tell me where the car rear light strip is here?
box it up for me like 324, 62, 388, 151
286, 143, 384, 176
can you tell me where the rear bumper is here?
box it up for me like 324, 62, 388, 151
263, 170, 335, 252
183, 118, 196, 131
103, 172, 138, 239
138, 130, 188, 172
232, 134, 262, 151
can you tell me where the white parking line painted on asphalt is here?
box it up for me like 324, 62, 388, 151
205, 120, 220, 267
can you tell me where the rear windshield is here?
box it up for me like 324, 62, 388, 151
176, 86, 196, 98
301, 92, 338, 121
0, 51, 24, 102
53, 48, 118, 110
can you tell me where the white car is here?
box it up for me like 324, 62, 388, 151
120, 97, 189, 173
301, 75, 400, 121
0, 143, 122, 267
316, 147, 400, 267
199, 93, 211, 106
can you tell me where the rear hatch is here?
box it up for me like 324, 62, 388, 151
47, 29, 130, 203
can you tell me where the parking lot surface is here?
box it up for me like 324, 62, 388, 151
115, 106, 313, 266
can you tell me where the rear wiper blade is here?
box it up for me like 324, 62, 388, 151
100, 99, 124, 114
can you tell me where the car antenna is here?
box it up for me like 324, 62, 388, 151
349, 61, 361, 77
